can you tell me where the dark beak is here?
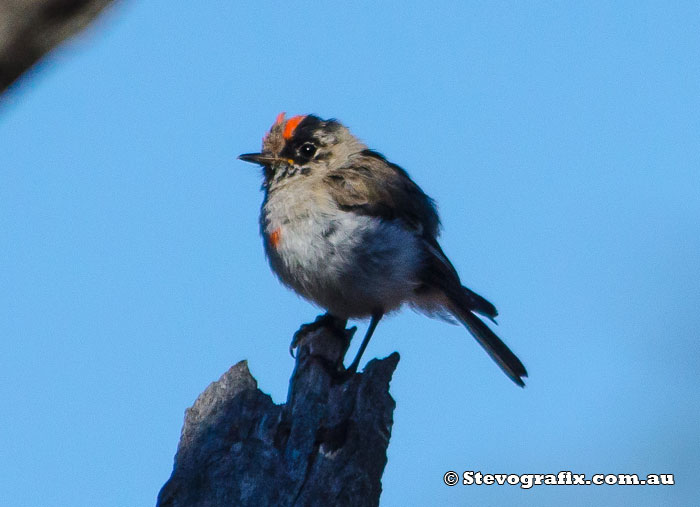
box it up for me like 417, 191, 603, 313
238, 153, 278, 166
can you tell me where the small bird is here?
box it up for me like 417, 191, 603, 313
239, 113, 527, 386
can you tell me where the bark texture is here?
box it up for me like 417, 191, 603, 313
0, 0, 115, 94
158, 322, 400, 507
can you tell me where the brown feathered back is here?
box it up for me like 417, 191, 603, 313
324, 149, 441, 239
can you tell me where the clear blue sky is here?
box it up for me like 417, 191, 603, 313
1, 2, 698, 505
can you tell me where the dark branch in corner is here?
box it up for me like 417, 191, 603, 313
157, 321, 400, 507
0, 0, 115, 94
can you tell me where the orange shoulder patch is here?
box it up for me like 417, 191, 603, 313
269, 228, 282, 249
283, 115, 306, 140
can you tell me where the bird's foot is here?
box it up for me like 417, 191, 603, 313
289, 313, 350, 358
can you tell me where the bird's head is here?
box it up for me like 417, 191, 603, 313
239, 113, 366, 186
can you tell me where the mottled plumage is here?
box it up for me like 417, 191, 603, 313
239, 114, 527, 386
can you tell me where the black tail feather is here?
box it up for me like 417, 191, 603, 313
451, 300, 527, 387
461, 285, 498, 322
419, 239, 525, 385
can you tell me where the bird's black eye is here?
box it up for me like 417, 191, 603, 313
299, 143, 316, 158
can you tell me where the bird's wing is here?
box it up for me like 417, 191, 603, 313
420, 235, 499, 320
324, 149, 499, 322
323, 149, 440, 237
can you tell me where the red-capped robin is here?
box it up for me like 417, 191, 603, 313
240, 114, 527, 386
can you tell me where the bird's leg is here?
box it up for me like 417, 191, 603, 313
290, 312, 348, 357
346, 311, 383, 374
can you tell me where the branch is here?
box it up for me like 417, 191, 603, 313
158, 321, 400, 507
0, 0, 115, 94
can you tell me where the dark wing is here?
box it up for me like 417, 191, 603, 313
421, 235, 499, 321
325, 149, 499, 322
323, 149, 440, 238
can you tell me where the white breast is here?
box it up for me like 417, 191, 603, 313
261, 182, 424, 318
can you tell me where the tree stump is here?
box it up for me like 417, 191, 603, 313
158, 320, 400, 507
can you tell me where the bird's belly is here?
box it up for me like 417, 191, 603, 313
264, 212, 424, 318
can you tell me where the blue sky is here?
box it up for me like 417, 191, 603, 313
1, 1, 698, 505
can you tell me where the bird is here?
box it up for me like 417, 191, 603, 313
239, 113, 527, 386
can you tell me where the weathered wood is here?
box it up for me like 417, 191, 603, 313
158, 321, 400, 507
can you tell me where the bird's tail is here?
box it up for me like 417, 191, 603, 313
447, 287, 528, 387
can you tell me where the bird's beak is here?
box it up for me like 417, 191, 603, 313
239, 153, 297, 168
238, 153, 279, 166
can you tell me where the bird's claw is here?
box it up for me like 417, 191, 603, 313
289, 313, 346, 357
